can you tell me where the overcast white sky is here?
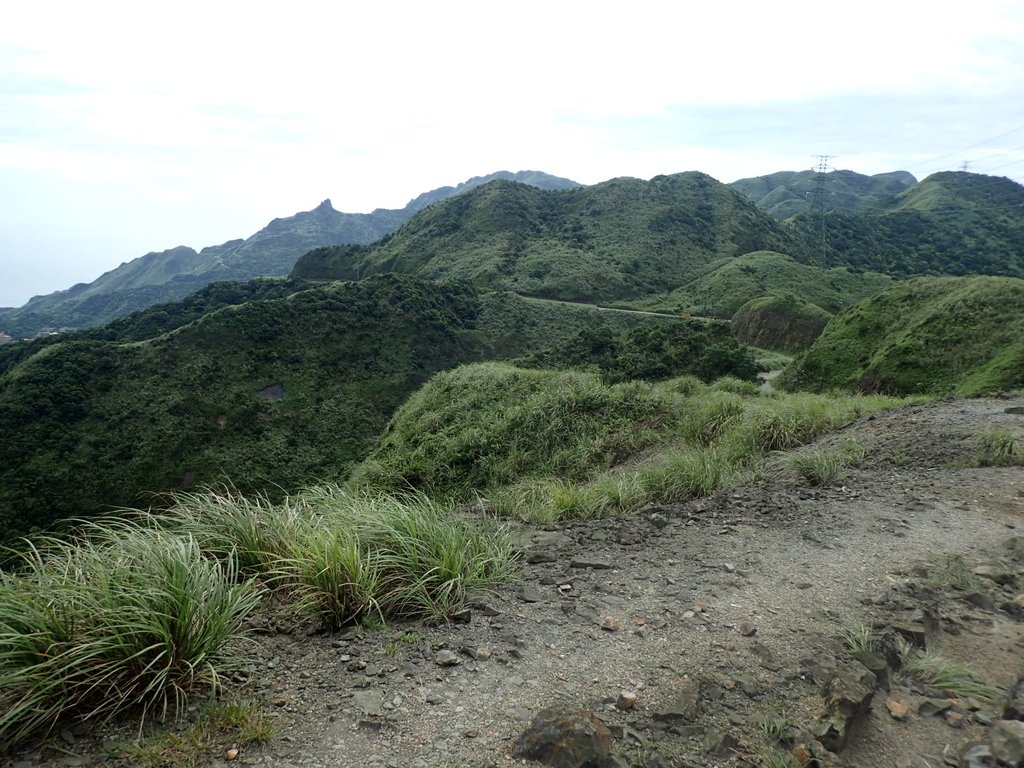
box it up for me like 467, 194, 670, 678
2, 0, 1023, 308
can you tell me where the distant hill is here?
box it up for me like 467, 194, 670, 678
292, 172, 790, 303
730, 169, 917, 219
779, 275, 1024, 395
0, 171, 580, 337
784, 172, 1024, 277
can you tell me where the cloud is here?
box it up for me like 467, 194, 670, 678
1, 0, 1023, 306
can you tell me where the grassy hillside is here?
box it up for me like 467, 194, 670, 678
785, 172, 1024, 277
779, 276, 1024, 395
0, 278, 307, 376
730, 169, 916, 219
351, 362, 899, 515
636, 251, 892, 317
731, 295, 833, 352
291, 173, 790, 303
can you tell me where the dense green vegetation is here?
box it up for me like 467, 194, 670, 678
521, 317, 758, 382
786, 172, 1024, 277
291, 173, 790, 303
635, 251, 892, 318
0, 172, 579, 337
0, 276, 757, 541
780, 276, 1024, 395
731, 294, 833, 352
0, 278, 307, 375
730, 169, 916, 219
0, 275, 488, 539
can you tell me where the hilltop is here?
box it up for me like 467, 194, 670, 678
730, 168, 917, 219
784, 172, 1024, 276
292, 172, 789, 303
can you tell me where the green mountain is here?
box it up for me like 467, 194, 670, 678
779, 275, 1024, 395
292, 172, 790, 302
730, 169, 917, 219
0, 171, 580, 338
0, 275, 739, 541
785, 172, 1024, 277
638, 250, 893, 318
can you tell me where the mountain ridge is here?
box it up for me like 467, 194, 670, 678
0, 171, 580, 337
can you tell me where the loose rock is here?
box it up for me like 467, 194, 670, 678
513, 707, 612, 768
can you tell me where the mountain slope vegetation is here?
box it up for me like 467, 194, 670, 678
291, 172, 791, 303
785, 172, 1024, 277
0, 171, 579, 337
0, 276, 751, 541
780, 275, 1024, 395
0, 275, 487, 539
636, 250, 893, 318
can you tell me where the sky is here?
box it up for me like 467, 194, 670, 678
2, 1, 1023, 308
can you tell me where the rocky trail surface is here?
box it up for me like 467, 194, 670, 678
6, 396, 1024, 768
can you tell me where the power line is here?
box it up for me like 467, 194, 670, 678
906, 124, 1024, 171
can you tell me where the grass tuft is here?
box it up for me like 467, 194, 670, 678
974, 428, 1024, 467
0, 527, 260, 750
903, 651, 1001, 703
838, 624, 878, 655
784, 439, 865, 487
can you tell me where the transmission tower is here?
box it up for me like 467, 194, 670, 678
808, 155, 833, 264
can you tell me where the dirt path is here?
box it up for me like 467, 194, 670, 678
6, 396, 1024, 768
518, 296, 727, 325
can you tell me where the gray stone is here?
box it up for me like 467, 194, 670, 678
959, 743, 992, 768
852, 650, 891, 690
352, 690, 383, 716
652, 676, 701, 722
570, 555, 614, 570
513, 707, 612, 768
435, 649, 460, 667
814, 661, 877, 752
973, 564, 1016, 586
990, 719, 1024, 766
918, 698, 952, 717
519, 584, 545, 603
751, 641, 781, 671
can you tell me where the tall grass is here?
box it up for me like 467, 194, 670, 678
349, 363, 902, 523
159, 487, 518, 631
0, 528, 260, 750
0, 487, 517, 747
